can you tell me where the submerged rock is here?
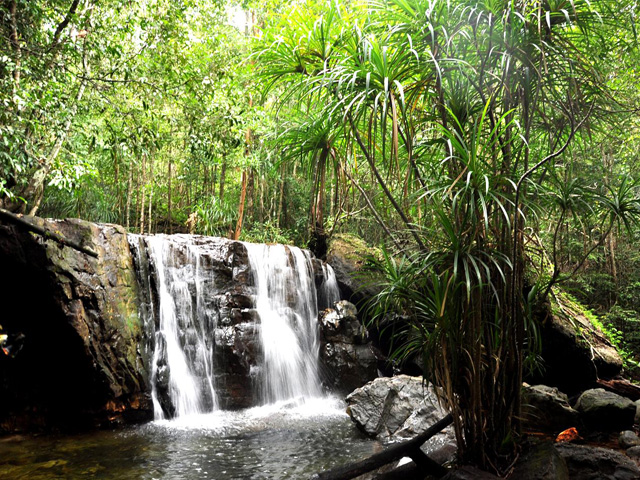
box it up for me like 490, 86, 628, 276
346, 375, 454, 450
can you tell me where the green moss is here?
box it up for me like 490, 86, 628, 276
552, 288, 636, 372
329, 233, 382, 263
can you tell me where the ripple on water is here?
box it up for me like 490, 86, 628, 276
0, 398, 378, 479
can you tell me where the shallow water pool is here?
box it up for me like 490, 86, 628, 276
0, 398, 378, 480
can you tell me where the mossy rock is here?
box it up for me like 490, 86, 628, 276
326, 233, 383, 308
528, 291, 623, 393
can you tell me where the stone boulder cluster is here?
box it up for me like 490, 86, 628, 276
344, 376, 640, 480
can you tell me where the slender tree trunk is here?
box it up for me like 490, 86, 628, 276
259, 170, 265, 223
147, 153, 154, 233
139, 152, 147, 234
8, 0, 21, 94
126, 158, 133, 230
234, 170, 248, 240
219, 157, 227, 200
246, 168, 255, 225
167, 159, 172, 234
114, 150, 122, 222
212, 163, 218, 197
277, 164, 285, 227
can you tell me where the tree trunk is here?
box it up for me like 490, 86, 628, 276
139, 152, 147, 234
8, 0, 21, 94
147, 153, 154, 234
277, 164, 285, 227
167, 159, 172, 234
234, 170, 248, 240
246, 168, 255, 225
219, 157, 227, 200
126, 158, 133, 230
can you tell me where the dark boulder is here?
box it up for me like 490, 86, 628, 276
555, 443, 640, 480
619, 431, 640, 449
318, 301, 378, 394
511, 441, 569, 480
521, 384, 581, 432
529, 296, 622, 394
0, 218, 152, 432
574, 388, 636, 432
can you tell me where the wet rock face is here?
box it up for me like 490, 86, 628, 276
0, 218, 152, 433
318, 301, 378, 394
131, 235, 257, 411
132, 235, 344, 412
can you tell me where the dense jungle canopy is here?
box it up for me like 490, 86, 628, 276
3, 0, 640, 474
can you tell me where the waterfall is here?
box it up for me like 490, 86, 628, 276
245, 243, 324, 404
132, 235, 219, 419
131, 234, 341, 418
319, 263, 340, 310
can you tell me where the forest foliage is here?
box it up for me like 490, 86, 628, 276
2, 0, 640, 473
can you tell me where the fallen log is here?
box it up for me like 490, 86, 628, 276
372, 461, 420, 480
310, 413, 453, 480
596, 378, 640, 401
0, 208, 99, 258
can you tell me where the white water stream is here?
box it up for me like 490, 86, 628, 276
244, 243, 323, 404
146, 236, 218, 419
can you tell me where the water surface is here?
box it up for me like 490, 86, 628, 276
0, 398, 378, 480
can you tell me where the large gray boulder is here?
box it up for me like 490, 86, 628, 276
574, 388, 636, 431
346, 375, 454, 452
318, 301, 378, 394
0, 218, 152, 432
555, 443, 640, 480
522, 384, 581, 432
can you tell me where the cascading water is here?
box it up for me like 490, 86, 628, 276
1, 234, 376, 480
132, 235, 219, 419
245, 243, 324, 404
131, 234, 341, 417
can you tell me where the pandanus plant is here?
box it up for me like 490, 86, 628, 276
256, 0, 640, 472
